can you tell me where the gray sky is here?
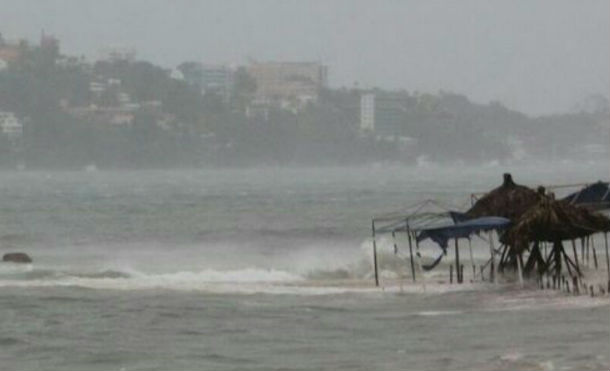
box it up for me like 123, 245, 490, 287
1, 0, 608, 115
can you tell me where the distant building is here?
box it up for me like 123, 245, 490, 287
98, 46, 136, 63
39, 31, 59, 53
169, 69, 184, 81
247, 61, 328, 111
180, 63, 234, 101
0, 42, 21, 65
89, 81, 106, 95
202, 64, 234, 99
359, 92, 409, 137
108, 112, 135, 126
56, 55, 89, 69
65, 105, 135, 126
0, 111, 23, 139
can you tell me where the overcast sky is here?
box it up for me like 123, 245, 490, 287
1, 0, 608, 115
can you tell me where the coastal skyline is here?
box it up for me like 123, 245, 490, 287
1, 0, 608, 115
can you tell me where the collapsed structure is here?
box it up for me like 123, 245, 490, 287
370, 174, 610, 294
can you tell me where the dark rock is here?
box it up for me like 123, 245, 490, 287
2, 252, 32, 263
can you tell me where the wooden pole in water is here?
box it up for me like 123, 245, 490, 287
372, 220, 379, 287
391, 230, 401, 287
554, 241, 562, 279
516, 251, 524, 288
449, 264, 453, 284
406, 222, 416, 282
498, 244, 508, 273
585, 236, 591, 267
571, 240, 580, 274
468, 238, 475, 278
604, 233, 610, 288
573, 276, 579, 295
455, 238, 461, 283
414, 236, 426, 291
488, 231, 496, 283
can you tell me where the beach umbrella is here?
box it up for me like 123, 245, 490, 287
505, 196, 610, 249
503, 195, 610, 280
465, 173, 541, 221
448, 173, 542, 282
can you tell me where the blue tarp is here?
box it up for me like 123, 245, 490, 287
562, 181, 609, 208
416, 216, 511, 250
449, 211, 471, 223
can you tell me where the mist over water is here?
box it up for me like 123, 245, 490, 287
0, 163, 609, 370
1, 1, 609, 369
1, 162, 608, 288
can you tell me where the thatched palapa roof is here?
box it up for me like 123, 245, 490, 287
504, 195, 610, 251
466, 173, 541, 221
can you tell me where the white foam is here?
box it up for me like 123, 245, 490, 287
0, 267, 306, 292
415, 310, 463, 316
0, 263, 33, 274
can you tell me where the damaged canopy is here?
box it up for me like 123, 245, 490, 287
416, 216, 511, 250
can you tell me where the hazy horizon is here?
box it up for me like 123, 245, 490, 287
1, 0, 608, 115
1, 3, 609, 369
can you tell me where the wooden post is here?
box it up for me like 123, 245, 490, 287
488, 231, 496, 283
554, 241, 562, 278
516, 252, 524, 288
468, 238, 475, 278
406, 222, 416, 282
414, 237, 426, 291
372, 220, 379, 287
455, 238, 461, 284
571, 239, 580, 274
498, 244, 508, 273
591, 235, 597, 269
604, 233, 610, 284
449, 264, 453, 284
586, 236, 591, 267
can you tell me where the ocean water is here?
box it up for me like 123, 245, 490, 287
1, 162, 609, 371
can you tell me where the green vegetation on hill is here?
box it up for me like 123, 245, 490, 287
0, 39, 608, 169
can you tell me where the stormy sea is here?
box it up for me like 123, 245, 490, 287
1, 163, 609, 371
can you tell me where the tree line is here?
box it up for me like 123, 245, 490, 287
1, 40, 608, 169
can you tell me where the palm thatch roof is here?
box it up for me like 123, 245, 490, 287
466, 173, 542, 221
504, 195, 610, 251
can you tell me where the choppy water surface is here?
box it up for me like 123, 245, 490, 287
1, 163, 609, 370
